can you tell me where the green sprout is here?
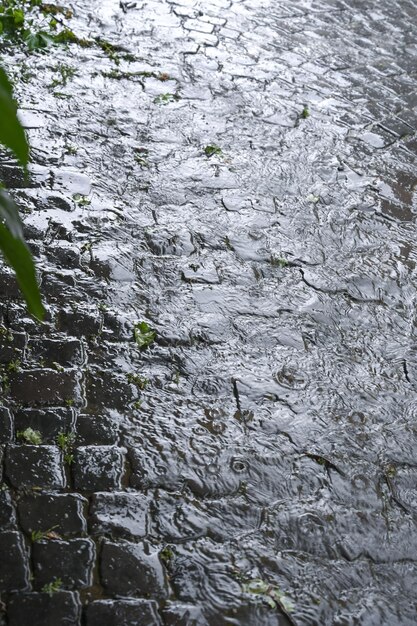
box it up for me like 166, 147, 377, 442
17, 428, 42, 445
126, 373, 148, 389
41, 578, 63, 596
204, 144, 222, 157
31, 526, 59, 542
57, 432, 76, 464
153, 93, 179, 105
301, 105, 310, 119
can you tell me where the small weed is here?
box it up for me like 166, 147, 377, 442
160, 546, 174, 563
271, 257, 288, 268
127, 373, 148, 389
31, 526, 60, 542
73, 193, 91, 206
132, 400, 142, 410
134, 147, 149, 167
17, 428, 42, 445
7, 358, 21, 372
153, 93, 179, 105
95, 36, 120, 64
301, 105, 309, 119
204, 144, 222, 157
243, 578, 294, 613
41, 578, 63, 595
64, 143, 77, 155
0, 326, 13, 342
306, 193, 320, 204
65, 398, 74, 407
49, 63, 77, 88
57, 432, 75, 464
134, 321, 156, 349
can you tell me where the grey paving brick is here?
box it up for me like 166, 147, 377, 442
28, 337, 83, 367
14, 407, 75, 443
0, 488, 16, 529
90, 492, 149, 539
56, 308, 101, 337
5, 445, 65, 489
100, 541, 169, 599
0, 331, 26, 364
0, 407, 13, 444
18, 493, 87, 536
86, 599, 161, 626
8, 592, 81, 626
8, 369, 82, 406
0, 531, 30, 592
76, 414, 119, 445
72, 446, 125, 491
85, 369, 138, 410
32, 539, 96, 589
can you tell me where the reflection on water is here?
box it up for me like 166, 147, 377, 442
2, 0, 417, 623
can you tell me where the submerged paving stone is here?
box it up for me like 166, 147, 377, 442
32, 538, 96, 589
18, 493, 87, 536
100, 541, 169, 599
90, 492, 149, 539
72, 446, 125, 491
86, 599, 162, 626
8, 369, 82, 406
8, 592, 81, 626
0, 532, 29, 592
5, 445, 65, 489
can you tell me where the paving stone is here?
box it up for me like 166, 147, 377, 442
8, 592, 81, 626
86, 599, 162, 626
100, 541, 169, 599
0, 406, 13, 443
5, 445, 65, 489
0, 331, 26, 364
90, 492, 149, 539
76, 414, 119, 445
162, 603, 207, 626
32, 538, 96, 589
56, 308, 101, 337
0, 488, 16, 529
72, 446, 125, 491
0, 531, 30, 592
14, 407, 75, 443
18, 493, 87, 536
8, 369, 82, 406
85, 369, 138, 410
28, 337, 84, 367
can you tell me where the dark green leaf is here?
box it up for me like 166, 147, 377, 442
134, 321, 156, 349
0, 66, 29, 168
0, 190, 44, 319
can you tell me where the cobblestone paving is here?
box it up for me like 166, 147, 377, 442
1, 0, 417, 624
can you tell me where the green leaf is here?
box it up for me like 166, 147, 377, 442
0, 190, 44, 319
23, 29, 54, 51
134, 321, 156, 349
0, 67, 29, 168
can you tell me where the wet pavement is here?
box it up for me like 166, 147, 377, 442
1, 0, 417, 624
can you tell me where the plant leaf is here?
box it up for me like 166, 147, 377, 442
0, 190, 44, 319
0, 67, 29, 168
